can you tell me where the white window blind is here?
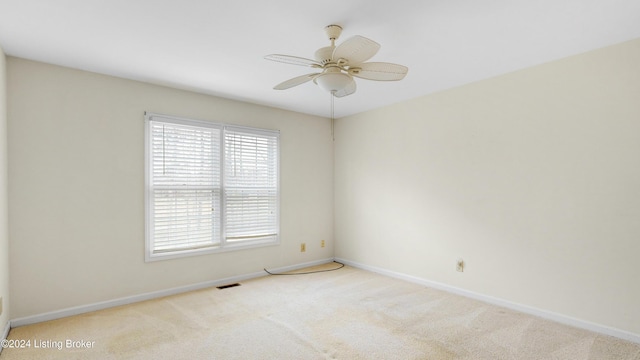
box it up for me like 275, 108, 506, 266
145, 113, 280, 261
148, 119, 222, 253
224, 127, 279, 243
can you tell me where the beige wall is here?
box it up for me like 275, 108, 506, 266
335, 38, 640, 335
7, 58, 334, 318
0, 46, 9, 332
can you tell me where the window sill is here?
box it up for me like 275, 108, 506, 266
145, 238, 280, 262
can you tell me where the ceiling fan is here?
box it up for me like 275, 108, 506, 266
265, 25, 408, 98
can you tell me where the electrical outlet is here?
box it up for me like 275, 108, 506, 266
321, 240, 325, 248
456, 259, 464, 272
301, 243, 306, 252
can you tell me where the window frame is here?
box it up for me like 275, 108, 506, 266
144, 112, 280, 262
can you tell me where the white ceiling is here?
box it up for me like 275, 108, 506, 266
1, 0, 639, 118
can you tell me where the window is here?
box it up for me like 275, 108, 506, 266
145, 113, 279, 261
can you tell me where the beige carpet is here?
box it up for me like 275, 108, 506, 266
2, 263, 639, 359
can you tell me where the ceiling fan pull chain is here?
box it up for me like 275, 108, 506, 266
331, 91, 335, 142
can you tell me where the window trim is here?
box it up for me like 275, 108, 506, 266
144, 112, 280, 262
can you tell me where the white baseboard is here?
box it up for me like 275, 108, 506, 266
335, 257, 640, 344
11, 258, 334, 328
0, 320, 10, 355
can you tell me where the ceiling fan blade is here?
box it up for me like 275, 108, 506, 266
332, 35, 380, 65
333, 79, 357, 98
264, 54, 321, 67
350, 62, 408, 81
273, 73, 318, 90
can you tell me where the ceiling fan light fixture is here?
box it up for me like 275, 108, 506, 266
314, 72, 352, 92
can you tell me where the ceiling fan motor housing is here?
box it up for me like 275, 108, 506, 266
314, 46, 335, 65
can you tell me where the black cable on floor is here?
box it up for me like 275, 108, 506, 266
264, 261, 345, 275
